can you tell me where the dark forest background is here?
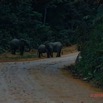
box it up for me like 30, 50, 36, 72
0, 0, 100, 50
1, 0, 103, 87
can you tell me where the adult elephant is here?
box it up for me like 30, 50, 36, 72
45, 42, 63, 58
9, 38, 31, 55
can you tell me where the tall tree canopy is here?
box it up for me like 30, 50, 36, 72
0, 0, 102, 50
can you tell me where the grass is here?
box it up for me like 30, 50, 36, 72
0, 45, 77, 62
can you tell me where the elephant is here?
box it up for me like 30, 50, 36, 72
45, 41, 63, 58
37, 44, 47, 58
9, 38, 31, 55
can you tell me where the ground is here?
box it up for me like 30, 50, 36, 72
0, 51, 103, 103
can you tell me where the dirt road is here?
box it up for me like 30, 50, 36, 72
0, 52, 103, 103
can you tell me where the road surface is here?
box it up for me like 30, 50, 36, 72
0, 52, 103, 103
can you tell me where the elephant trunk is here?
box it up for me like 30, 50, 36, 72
26, 44, 31, 52
21, 39, 31, 52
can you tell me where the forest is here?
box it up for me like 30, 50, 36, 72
0, 0, 103, 87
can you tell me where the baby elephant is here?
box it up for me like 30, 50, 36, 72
37, 44, 46, 58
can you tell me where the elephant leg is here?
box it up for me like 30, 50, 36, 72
41, 53, 43, 57
50, 52, 53, 57
47, 52, 50, 58
20, 50, 24, 55
20, 46, 24, 56
56, 50, 61, 57
38, 52, 41, 58
11, 49, 16, 55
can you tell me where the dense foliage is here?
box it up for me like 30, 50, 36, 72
0, 0, 96, 50
76, 4, 103, 87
